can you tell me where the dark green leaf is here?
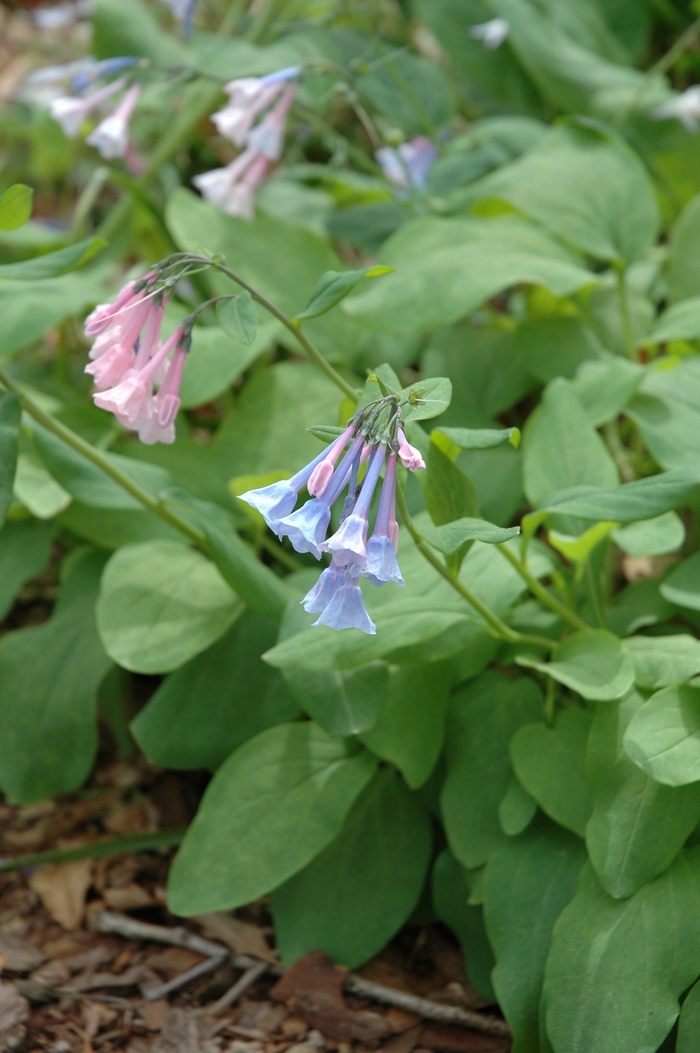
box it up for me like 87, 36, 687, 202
422, 517, 520, 555
306, 425, 345, 443
0, 393, 21, 529
0, 519, 56, 622
293, 266, 393, 322
677, 977, 700, 1053
543, 852, 700, 1053
0, 185, 32, 232
543, 470, 699, 521
271, 769, 431, 968
433, 426, 521, 451
623, 635, 700, 690
623, 685, 700, 787
0, 550, 111, 803
0, 237, 105, 280
441, 671, 544, 869
498, 775, 537, 836
216, 292, 258, 347
130, 613, 299, 771
660, 553, 700, 612
167, 722, 377, 914
432, 849, 496, 1002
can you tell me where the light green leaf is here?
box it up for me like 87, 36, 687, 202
627, 358, 700, 472
548, 520, 615, 565
678, 978, 700, 1053
660, 553, 700, 612
358, 49, 454, 135
422, 517, 520, 555
471, 123, 659, 264
0, 550, 111, 803
59, 502, 180, 549
293, 266, 393, 322
612, 512, 684, 557
271, 769, 431, 969
0, 393, 21, 529
343, 215, 595, 336
0, 185, 32, 232
433, 426, 521, 451
484, 820, 587, 1053
543, 469, 699, 522
400, 376, 453, 424
543, 853, 700, 1053
0, 519, 56, 622
586, 693, 700, 898
570, 356, 645, 428
667, 191, 700, 304
644, 297, 700, 345
441, 671, 544, 869
167, 722, 377, 914
130, 612, 299, 772
180, 320, 279, 408
623, 635, 700, 690
13, 452, 71, 519
623, 685, 700, 787
97, 540, 242, 674
216, 292, 258, 347
0, 236, 105, 280
361, 663, 452, 789
518, 629, 635, 702
93, 0, 193, 65
432, 849, 496, 1002
510, 709, 594, 836
498, 775, 537, 837
523, 378, 618, 509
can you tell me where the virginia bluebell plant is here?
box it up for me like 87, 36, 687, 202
239, 397, 425, 635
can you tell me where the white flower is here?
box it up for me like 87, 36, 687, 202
85, 83, 141, 159
652, 87, 700, 131
49, 77, 125, 138
469, 17, 509, 49
193, 147, 270, 219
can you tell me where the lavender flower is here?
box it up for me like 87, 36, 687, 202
376, 137, 438, 193
313, 571, 377, 635
365, 454, 404, 586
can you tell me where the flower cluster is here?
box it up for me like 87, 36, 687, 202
83, 277, 189, 444
193, 67, 300, 220
239, 398, 425, 634
22, 57, 143, 162
376, 136, 438, 195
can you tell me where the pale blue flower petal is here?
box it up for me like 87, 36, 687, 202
238, 480, 297, 527
365, 535, 405, 586
313, 583, 376, 634
321, 513, 367, 567
302, 562, 346, 613
277, 498, 330, 557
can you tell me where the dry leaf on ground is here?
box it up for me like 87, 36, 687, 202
0, 982, 29, 1050
196, 913, 278, 964
0, 933, 45, 973
28, 860, 93, 930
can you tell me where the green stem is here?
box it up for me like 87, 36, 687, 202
395, 489, 553, 651
247, 0, 288, 42
615, 264, 636, 359
293, 102, 384, 175
496, 542, 591, 631
586, 558, 608, 629
0, 829, 185, 873
206, 259, 359, 400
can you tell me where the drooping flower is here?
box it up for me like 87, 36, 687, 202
321, 444, 387, 568
86, 83, 142, 159
398, 428, 426, 470
469, 17, 509, 49
652, 87, 700, 131
313, 570, 377, 635
49, 76, 126, 137
212, 67, 300, 147
18, 57, 138, 107
192, 147, 271, 220
376, 136, 438, 194
365, 453, 404, 586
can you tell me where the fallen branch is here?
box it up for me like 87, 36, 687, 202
96, 912, 510, 1038
202, 961, 268, 1019
142, 955, 225, 1002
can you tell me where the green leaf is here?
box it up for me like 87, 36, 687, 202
0, 550, 111, 803
484, 820, 587, 1053
93, 0, 193, 65
543, 469, 699, 522
677, 978, 700, 1053
441, 671, 544, 869
96, 540, 242, 674
518, 630, 635, 702
180, 320, 279, 408
130, 612, 299, 772
0, 185, 32, 232
399, 376, 453, 423
0, 393, 21, 529
611, 512, 684, 557
623, 685, 700, 787
0, 519, 56, 622
167, 722, 377, 914
570, 356, 645, 428
293, 266, 394, 322
543, 852, 700, 1053
474, 123, 659, 265
59, 502, 180, 550
667, 191, 700, 304
623, 635, 700, 690
523, 378, 619, 509
358, 49, 455, 136
361, 663, 452, 789
510, 708, 594, 836
343, 215, 595, 336
626, 358, 700, 473
216, 292, 258, 347
13, 452, 72, 519
432, 849, 496, 1002
644, 297, 700, 345
422, 517, 520, 555
498, 775, 538, 836
422, 441, 479, 571
660, 553, 700, 612
433, 426, 521, 451
586, 693, 700, 898
271, 769, 431, 969
306, 424, 345, 443
0, 237, 105, 280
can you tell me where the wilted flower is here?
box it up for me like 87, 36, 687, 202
238, 396, 425, 634
652, 87, 700, 131
469, 17, 509, 49
376, 136, 438, 193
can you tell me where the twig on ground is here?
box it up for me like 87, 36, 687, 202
201, 961, 269, 1025
96, 912, 510, 1038
142, 955, 225, 1002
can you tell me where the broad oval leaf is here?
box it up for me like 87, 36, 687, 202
660, 552, 700, 612
623, 685, 700, 787
611, 511, 684, 557
678, 977, 700, 1053
167, 721, 377, 914
422, 517, 520, 555
400, 376, 453, 423
544, 469, 699, 521
623, 635, 700, 690
96, 540, 242, 674
216, 291, 258, 346
433, 425, 521, 451
517, 629, 635, 702
0, 185, 33, 231
293, 266, 393, 322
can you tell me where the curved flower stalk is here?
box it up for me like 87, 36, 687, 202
194, 69, 300, 219
376, 136, 438, 195
238, 396, 426, 634
83, 275, 189, 444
